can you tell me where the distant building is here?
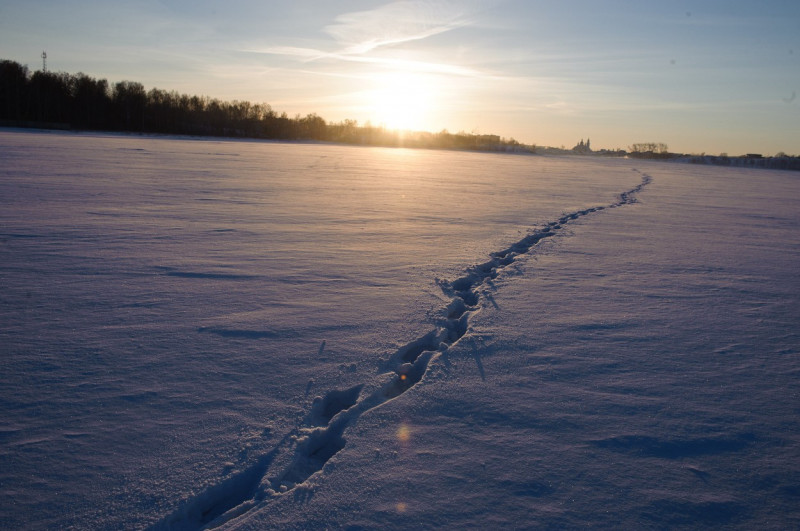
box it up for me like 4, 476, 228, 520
572, 138, 592, 153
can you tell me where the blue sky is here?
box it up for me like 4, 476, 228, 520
1, 0, 798, 154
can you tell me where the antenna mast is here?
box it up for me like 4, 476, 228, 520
41, 51, 47, 73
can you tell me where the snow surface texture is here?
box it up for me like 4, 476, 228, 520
1, 130, 798, 529
156, 171, 652, 530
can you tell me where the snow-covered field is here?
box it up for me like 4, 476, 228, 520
1, 129, 798, 529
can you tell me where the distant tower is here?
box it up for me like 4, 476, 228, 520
41, 51, 47, 73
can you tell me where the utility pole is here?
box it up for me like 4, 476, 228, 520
41, 51, 47, 73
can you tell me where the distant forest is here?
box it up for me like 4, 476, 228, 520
0, 59, 533, 153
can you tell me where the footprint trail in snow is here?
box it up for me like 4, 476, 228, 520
153, 170, 652, 530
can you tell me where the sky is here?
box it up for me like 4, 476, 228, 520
1, 0, 798, 155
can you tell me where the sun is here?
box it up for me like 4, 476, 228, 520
366, 72, 437, 131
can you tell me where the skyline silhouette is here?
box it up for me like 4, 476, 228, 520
1, 1, 797, 155
3, 57, 797, 166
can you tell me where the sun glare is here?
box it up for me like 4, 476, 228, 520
366, 72, 437, 131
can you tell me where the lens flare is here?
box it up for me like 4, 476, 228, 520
396, 423, 411, 444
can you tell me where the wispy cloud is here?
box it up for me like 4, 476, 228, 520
246, 1, 492, 78
332, 54, 481, 77
257, 46, 328, 61
324, 0, 476, 54
252, 44, 484, 77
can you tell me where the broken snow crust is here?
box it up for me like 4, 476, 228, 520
1, 130, 798, 529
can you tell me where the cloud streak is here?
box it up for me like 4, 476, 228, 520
324, 0, 475, 54
253, 45, 483, 77
247, 1, 492, 78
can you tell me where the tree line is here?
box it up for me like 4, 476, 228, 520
626, 139, 800, 169
628, 142, 670, 156
0, 59, 533, 152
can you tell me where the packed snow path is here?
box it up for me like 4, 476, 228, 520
153, 172, 652, 530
